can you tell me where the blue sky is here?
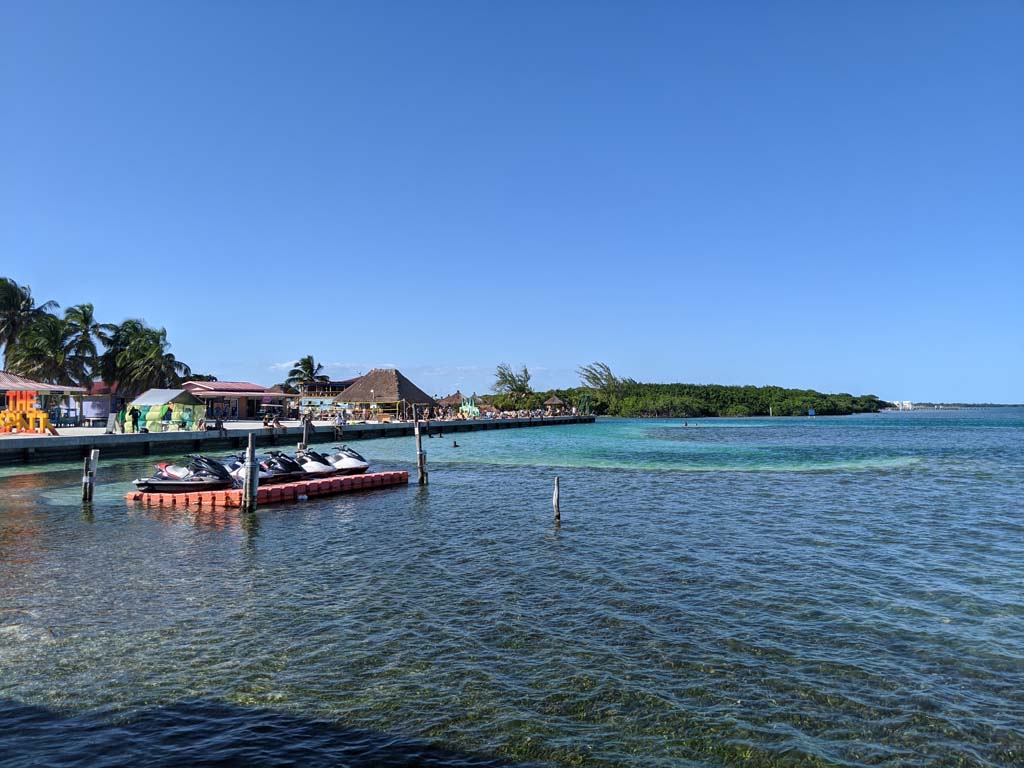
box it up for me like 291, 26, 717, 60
2, 2, 1021, 402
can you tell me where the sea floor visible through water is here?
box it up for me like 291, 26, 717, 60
1, 411, 1022, 767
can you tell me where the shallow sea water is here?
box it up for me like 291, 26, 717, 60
1, 411, 1022, 766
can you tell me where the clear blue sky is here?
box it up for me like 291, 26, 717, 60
2, 2, 1021, 402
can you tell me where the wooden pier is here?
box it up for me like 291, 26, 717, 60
126, 470, 409, 508
0, 415, 595, 466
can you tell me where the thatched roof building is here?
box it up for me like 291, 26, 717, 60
543, 394, 566, 407
336, 369, 437, 408
437, 390, 465, 408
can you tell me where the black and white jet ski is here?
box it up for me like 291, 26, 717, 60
295, 449, 338, 477
133, 455, 237, 493
261, 452, 308, 483
220, 454, 304, 485
263, 451, 336, 479
326, 446, 369, 475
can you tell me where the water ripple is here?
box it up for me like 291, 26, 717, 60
1, 411, 1023, 766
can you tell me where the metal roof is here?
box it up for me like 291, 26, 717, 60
0, 371, 87, 393
184, 381, 271, 393
188, 390, 286, 399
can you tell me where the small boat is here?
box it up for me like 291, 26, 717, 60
326, 445, 370, 475
133, 455, 236, 493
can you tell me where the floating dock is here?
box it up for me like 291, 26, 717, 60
125, 470, 409, 508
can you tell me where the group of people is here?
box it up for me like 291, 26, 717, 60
261, 411, 285, 433
426, 406, 579, 421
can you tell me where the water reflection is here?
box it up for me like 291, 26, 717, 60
0, 699, 525, 767
132, 505, 246, 532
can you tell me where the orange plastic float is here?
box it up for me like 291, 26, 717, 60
126, 470, 408, 508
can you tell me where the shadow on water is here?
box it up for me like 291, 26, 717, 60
0, 699, 535, 768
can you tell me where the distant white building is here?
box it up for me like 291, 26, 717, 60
885, 400, 914, 411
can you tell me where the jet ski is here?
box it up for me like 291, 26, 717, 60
326, 445, 369, 475
261, 452, 308, 483
133, 454, 237, 493
294, 449, 338, 477
263, 451, 336, 479
220, 454, 301, 485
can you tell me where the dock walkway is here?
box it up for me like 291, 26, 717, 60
0, 415, 595, 465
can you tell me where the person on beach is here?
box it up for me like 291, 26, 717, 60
128, 406, 140, 433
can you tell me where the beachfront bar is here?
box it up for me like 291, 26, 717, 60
335, 368, 437, 422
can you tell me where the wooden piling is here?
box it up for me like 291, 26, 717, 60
414, 412, 428, 485
81, 449, 99, 502
553, 476, 560, 523
81, 457, 91, 502
241, 432, 259, 513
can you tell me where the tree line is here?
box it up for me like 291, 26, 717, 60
0, 277, 197, 395
490, 361, 890, 417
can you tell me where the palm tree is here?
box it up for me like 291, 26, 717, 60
98, 319, 192, 395
63, 303, 114, 384
493, 363, 532, 401
98, 319, 145, 389
123, 326, 191, 391
4, 314, 87, 385
577, 361, 618, 391
285, 355, 329, 391
0, 277, 59, 368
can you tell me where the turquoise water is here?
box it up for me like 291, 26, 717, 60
1, 411, 1022, 766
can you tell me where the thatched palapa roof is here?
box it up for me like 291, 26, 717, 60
336, 368, 437, 406
543, 395, 566, 406
437, 390, 464, 407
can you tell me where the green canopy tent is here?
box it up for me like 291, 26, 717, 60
128, 389, 206, 432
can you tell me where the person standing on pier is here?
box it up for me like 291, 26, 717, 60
128, 406, 140, 433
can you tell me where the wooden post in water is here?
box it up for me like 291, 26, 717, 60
414, 408, 428, 485
553, 476, 561, 523
241, 432, 259, 513
301, 415, 311, 451
81, 449, 99, 502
